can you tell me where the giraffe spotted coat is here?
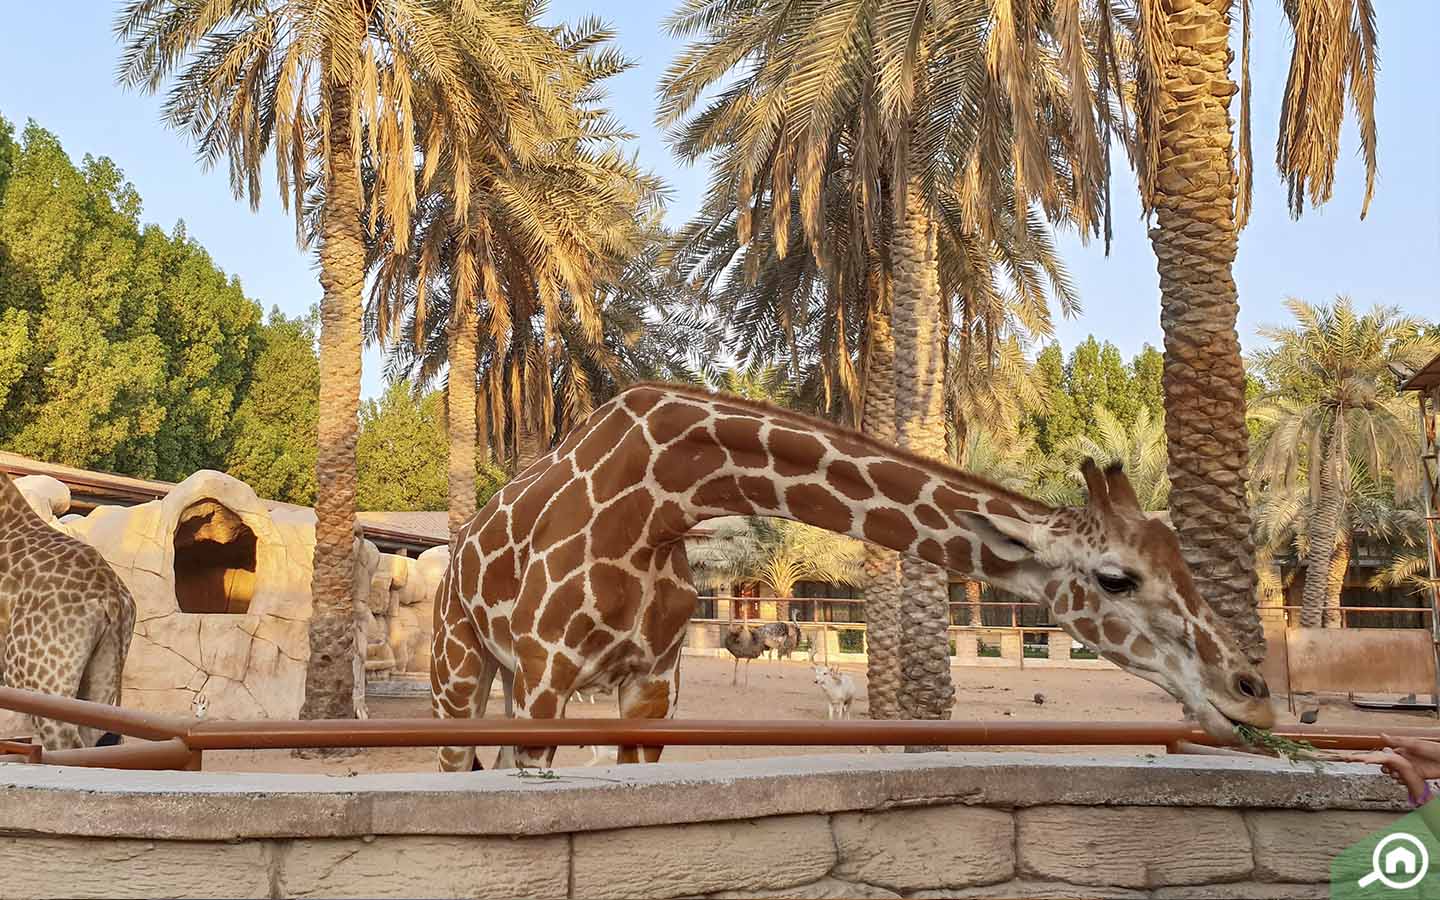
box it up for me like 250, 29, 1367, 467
0, 473, 135, 750
431, 383, 1275, 770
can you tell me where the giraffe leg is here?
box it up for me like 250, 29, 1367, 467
7, 605, 100, 751
491, 667, 517, 770
615, 671, 676, 764
75, 607, 132, 747
432, 638, 498, 773
510, 648, 577, 769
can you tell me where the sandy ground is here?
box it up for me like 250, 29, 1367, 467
203, 655, 1433, 774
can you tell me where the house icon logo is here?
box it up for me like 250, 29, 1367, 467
1358, 832, 1430, 890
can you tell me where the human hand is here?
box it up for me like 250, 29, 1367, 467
1336, 748, 1429, 806
1383, 734, 1440, 781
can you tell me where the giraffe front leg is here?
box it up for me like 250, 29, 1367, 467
616, 671, 677, 764
432, 635, 500, 773
509, 646, 577, 769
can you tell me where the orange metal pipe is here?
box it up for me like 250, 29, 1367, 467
182, 717, 1440, 752
0, 686, 188, 741
37, 738, 199, 771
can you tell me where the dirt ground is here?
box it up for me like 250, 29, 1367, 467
204, 654, 1433, 774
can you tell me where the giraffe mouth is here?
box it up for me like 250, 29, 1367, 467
1199, 698, 1275, 743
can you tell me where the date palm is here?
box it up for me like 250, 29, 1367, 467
1249, 297, 1438, 627
663, 6, 1105, 718
116, 0, 575, 720
375, 156, 681, 494
1056, 405, 1170, 511
1103, 0, 1380, 659
1254, 474, 1424, 626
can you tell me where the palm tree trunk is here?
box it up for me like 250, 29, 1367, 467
516, 420, 545, 473
860, 270, 903, 720
1148, 0, 1263, 661
965, 580, 982, 627
300, 49, 363, 722
1301, 419, 1346, 627
447, 303, 478, 540
1323, 529, 1351, 629
893, 180, 955, 724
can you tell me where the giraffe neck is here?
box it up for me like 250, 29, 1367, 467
0, 473, 43, 534
642, 392, 1068, 601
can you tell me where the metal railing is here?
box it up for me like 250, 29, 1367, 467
1, 684, 1435, 773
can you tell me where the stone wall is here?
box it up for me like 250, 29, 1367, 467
8, 472, 446, 721
0, 752, 1408, 899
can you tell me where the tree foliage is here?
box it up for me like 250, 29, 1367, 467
225, 308, 320, 505
0, 117, 262, 481
355, 379, 508, 512
1024, 338, 1165, 454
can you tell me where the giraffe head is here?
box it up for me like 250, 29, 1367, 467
991, 460, 1275, 741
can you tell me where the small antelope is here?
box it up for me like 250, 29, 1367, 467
191, 693, 209, 720
811, 654, 856, 720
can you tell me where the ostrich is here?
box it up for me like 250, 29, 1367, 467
755, 621, 801, 662
723, 624, 766, 686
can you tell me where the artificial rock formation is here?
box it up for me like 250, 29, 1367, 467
11, 471, 445, 720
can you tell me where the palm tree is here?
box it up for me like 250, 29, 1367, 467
370, 27, 666, 528
661, 2, 1113, 721
1055, 406, 1170, 511
1250, 298, 1438, 627
117, 0, 575, 720
689, 517, 865, 621
748, 519, 866, 609
1099, 0, 1381, 660
1254, 475, 1424, 626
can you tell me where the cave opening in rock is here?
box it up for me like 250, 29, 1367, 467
173, 500, 258, 615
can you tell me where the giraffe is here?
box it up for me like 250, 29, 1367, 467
0, 472, 136, 750
431, 383, 1275, 770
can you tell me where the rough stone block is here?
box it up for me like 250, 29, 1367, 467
1018, 806, 1251, 888
1247, 810, 1399, 883
0, 836, 270, 899
199, 615, 258, 681
832, 806, 1014, 891
279, 835, 569, 899
573, 815, 834, 899
123, 631, 202, 691
707, 876, 900, 898
1152, 883, 1327, 899
911, 880, 1146, 899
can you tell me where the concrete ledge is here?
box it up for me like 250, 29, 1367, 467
0, 752, 1403, 841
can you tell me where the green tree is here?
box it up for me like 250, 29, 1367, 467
1250, 298, 1438, 627
0, 118, 261, 479
1025, 339, 1164, 456
356, 381, 448, 512
225, 309, 320, 505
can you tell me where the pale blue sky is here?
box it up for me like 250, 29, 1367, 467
0, 2, 1433, 401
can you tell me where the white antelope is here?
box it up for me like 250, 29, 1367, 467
810, 652, 856, 720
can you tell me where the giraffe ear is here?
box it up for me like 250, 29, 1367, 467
1103, 462, 1142, 513
1080, 458, 1112, 514
964, 511, 1040, 556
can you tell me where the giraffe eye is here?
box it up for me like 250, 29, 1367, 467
1096, 571, 1138, 594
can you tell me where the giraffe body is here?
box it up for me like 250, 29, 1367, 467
0, 473, 136, 750
432, 383, 1274, 771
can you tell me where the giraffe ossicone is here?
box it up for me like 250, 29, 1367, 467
431, 383, 1274, 771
